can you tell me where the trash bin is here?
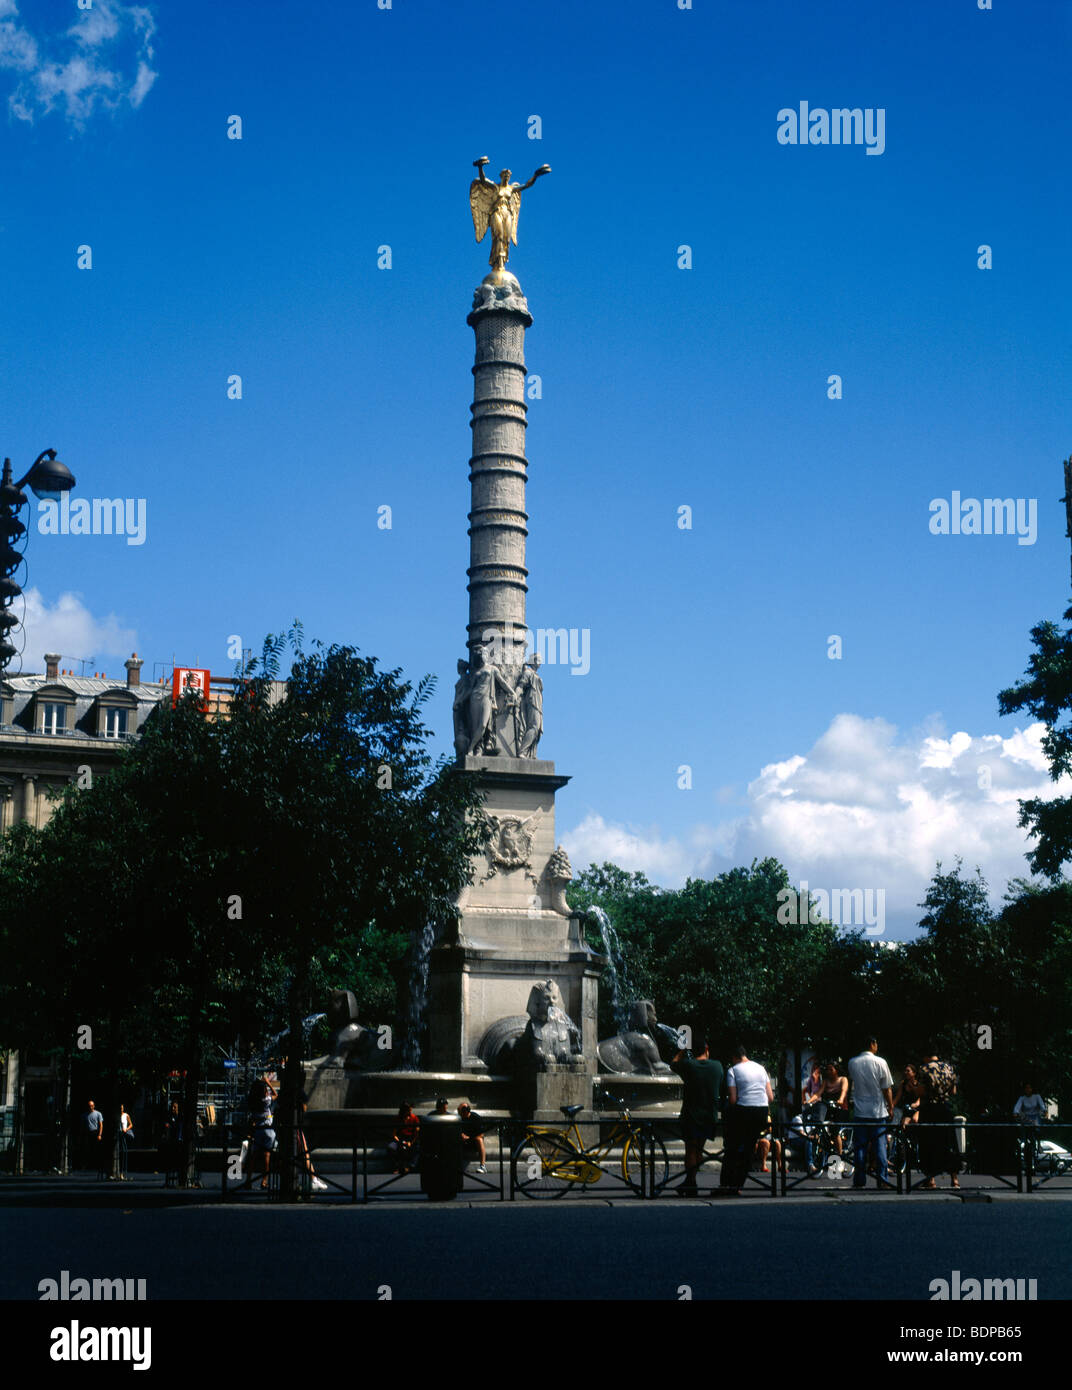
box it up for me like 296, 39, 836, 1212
419, 1113, 462, 1201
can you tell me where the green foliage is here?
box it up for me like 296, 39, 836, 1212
998, 603, 1072, 877
569, 856, 1071, 1112
570, 857, 840, 1066
0, 630, 484, 1088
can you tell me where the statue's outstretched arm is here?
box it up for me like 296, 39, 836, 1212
518, 164, 551, 191
473, 156, 491, 184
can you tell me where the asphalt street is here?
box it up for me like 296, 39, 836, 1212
3, 1187, 1068, 1302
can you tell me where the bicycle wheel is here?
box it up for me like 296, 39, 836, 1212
621, 1132, 669, 1193
512, 1133, 576, 1198
811, 1126, 833, 1173
887, 1132, 907, 1175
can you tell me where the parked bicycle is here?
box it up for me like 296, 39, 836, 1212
802, 1113, 855, 1177
512, 1096, 669, 1198
887, 1124, 919, 1176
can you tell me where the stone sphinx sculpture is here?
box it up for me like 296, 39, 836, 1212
515, 979, 582, 1071
479, 980, 583, 1074
597, 1000, 672, 1077
313, 989, 391, 1070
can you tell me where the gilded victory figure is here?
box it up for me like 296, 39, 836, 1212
469, 156, 551, 271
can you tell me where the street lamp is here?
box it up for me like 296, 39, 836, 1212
0, 450, 77, 674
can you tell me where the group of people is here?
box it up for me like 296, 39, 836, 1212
671, 1040, 777, 1195
671, 1038, 1042, 1194
79, 1099, 135, 1178
239, 1074, 328, 1191
388, 1098, 488, 1175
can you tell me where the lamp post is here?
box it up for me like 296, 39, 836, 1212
0, 450, 77, 674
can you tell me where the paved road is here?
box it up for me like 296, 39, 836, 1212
2, 1183, 1068, 1301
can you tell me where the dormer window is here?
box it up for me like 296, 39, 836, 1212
33, 685, 76, 737
104, 706, 128, 738
41, 701, 67, 735
94, 689, 137, 739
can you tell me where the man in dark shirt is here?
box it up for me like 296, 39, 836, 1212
671, 1038, 724, 1196
457, 1100, 487, 1173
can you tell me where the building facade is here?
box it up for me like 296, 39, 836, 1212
0, 652, 169, 837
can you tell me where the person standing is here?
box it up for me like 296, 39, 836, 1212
241, 1076, 277, 1191
847, 1038, 894, 1189
115, 1104, 134, 1181
917, 1050, 960, 1190
720, 1046, 773, 1193
162, 1101, 183, 1187
81, 1100, 103, 1171
670, 1038, 724, 1196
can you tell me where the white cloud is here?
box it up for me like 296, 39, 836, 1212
16, 587, 136, 671
562, 712, 1063, 934
1, 0, 156, 127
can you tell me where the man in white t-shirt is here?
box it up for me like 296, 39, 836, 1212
847, 1037, 894, 1189
720, 1046, 774, 1192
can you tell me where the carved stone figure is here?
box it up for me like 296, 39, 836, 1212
516, 654, 544, 757
452, 658, 471, 758
597, 1001, 672, 1077
315, 989, 391, 1070
515, 980, 582, 1070
467, 645, 518, 756
482, 810, 542, 886
469, 157, 551, 271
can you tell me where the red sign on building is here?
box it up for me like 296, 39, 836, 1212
172, 667, 210, 709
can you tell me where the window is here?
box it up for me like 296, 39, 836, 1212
104, 706, 128, 738
41, 702, 66, 735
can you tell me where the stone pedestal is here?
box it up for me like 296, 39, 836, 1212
427, 755, 602, 1073
518, 1065, 593, 1123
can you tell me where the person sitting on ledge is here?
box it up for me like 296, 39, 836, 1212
457, 1100, 487, 1173
754, 1123, 781, 1174
388, 1103, 420, 1175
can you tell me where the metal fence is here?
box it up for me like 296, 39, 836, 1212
215, 1114, 1071, 1202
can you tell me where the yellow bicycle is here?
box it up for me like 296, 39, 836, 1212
511, 1099, 669, 1198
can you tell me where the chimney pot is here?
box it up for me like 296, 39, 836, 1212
44, 653, 60, 680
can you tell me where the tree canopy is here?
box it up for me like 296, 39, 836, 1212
0, 628, 486, 1176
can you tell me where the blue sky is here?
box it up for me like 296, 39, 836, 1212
3, 0, 1071, 934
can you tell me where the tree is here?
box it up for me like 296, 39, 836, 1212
568, 857, 846, 1068
0, 629, 486, 1190
998, 604, 1072, 877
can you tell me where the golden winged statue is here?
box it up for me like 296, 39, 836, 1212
469, 157, 551, 271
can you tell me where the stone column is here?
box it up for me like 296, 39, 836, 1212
465, 272, 533, 671
0, 783, 13, 835
21, 774, 35, 829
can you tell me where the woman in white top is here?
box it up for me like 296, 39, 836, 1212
115, 1104, 134, 1181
